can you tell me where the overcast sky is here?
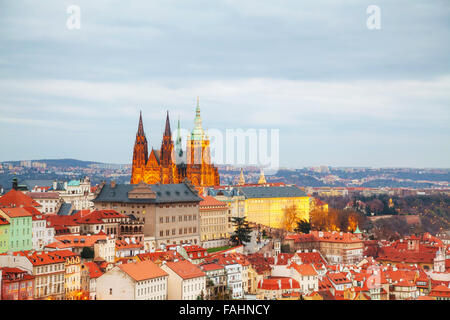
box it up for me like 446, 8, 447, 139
0, 0, 449, 168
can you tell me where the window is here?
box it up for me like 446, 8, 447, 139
110, 288, 112, 295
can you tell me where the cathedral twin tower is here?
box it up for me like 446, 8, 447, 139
130, 98, 220, 187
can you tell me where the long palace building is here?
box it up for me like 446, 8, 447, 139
130, 98, 220, 187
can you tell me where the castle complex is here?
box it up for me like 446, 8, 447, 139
130, 98, 220, 187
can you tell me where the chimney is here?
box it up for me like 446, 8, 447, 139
289, 278, 293, 289
111, 180, 116, 188
278, 279, 282, 290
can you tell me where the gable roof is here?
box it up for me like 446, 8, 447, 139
290, 263, 318, 276
164, 260, 205, 280
118, 260, 168, 281
82, 262, 103, 279
0, 189, 41, 208
199, 195, 228, 208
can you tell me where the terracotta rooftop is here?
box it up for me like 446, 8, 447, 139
164, 260, 205, 280
289, 263, 318, 277
82, 261, 103, 279
199, 195, 228, 208
258, 277, 300, 290
0, 207, 33, 218
0, 189, 41, 208
119, 260, 168, 282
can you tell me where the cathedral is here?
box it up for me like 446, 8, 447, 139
130, 98, 220, 187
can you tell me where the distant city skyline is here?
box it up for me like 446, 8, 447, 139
0, 1, 449, 168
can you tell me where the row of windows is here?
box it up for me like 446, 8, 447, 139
159, 215, 197, 223
6, 281, 33, 290
201, 218, 226, 225
159, 227, 197, 237
10, 218, 31, 226
10, 228, 31, 236
10, 239, 30, 248
137, 283, 166, 296
36, 264, 65, 274
183, 282, 205, 293
36, 274, 64, 284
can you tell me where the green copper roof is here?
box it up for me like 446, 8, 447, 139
354, 225, 362, 234
67, 180, 80, 186
191, 97, 206, 141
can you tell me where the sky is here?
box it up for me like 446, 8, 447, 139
0, 0, 449, 168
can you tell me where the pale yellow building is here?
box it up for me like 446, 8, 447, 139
199, 196, 229, 248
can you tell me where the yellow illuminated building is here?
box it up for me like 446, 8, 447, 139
208, 185, 312, 229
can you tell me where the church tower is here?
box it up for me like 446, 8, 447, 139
130, 99, 220, 187
131, 111, 149, 184
258, 168, 267, 184
238, 168, 245, 185
160, 111, 178, 184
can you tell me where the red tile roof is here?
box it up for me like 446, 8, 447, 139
327, 272, 352, 285
7, 250, 73, 266
116, 239, 143, 250
199, 196, 228, 208
50, 234, 109, 248
200, 263, 224, 272
137, 251, 181, 263
0, 207, 33, 218
82, 262, 103, 279
258, 277, 300, 290
295, 251, 327, 265
164, 260, 206, 280
45, 215, 80, 227
0, 267, 34, 281
289, 263, 318, 276
72, 209, 128, 224
0, 189, 41, 208
429, 285, 450, 298
119, 260, 168, 281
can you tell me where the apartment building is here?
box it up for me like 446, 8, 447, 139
97, 260, 168, 300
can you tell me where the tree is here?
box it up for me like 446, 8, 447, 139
309, 208, 329, 231
280, 244, 291, 253
80, 247, 94, 259
281, 205, 299, 231
294, 219, 311, 234
230, 217, 252, 245
196, 290, 205, 300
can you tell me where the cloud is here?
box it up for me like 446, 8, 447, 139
0, 0, 449, 166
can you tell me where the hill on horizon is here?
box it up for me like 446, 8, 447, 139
2, 158, 125, 168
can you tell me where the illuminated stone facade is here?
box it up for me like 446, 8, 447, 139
131, 99, 220, 188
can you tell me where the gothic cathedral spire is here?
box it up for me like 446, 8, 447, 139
161, 110, 174, 165
131, 111, 149, 183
